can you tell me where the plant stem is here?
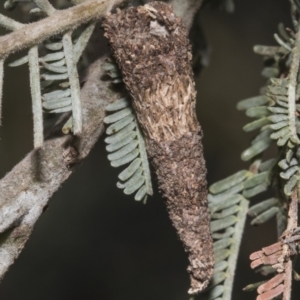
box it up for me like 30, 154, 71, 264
28, 46, 44, 148
282, 189, 298, 300
222, 199, 249, 300
288, 27, 300, 143
73, 22, 96, 63
0, 14, 23, 32
0, 0, 126, 58
0, 55, 122, 280
33, 0, 56, 15
0, 59, 3, 125
62, 31, 82, 135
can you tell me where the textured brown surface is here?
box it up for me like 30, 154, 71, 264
103, 1, 213, 294
147, 133, 213, 294
103, 1, 198, 142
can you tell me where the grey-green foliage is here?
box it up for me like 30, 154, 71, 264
267, 78, 300, 146
9, 34, 75, 136
196, 164, 277, 300
196, 14, 300, 300
237, 94, 273, 161
199, 161, 283, 300
40, 39, 71, 112
248, 198, 279, 225
237, 81, 300, 199
278, 147, 300, 195
2, 0, 95, 147
207, 195, 248, 300
238, 21, 300, 199
103, 60, 153, 203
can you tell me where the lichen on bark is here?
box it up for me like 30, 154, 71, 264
102, 1, 213, 294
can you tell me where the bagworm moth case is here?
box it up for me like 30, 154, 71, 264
102, 1, 213, 294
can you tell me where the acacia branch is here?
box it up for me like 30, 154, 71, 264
0, 55, 123, 280
0, 0, 203, 59
282, 189, 298, 300
0, 0, 126, 58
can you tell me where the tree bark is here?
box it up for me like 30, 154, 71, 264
0, 55, 122, 280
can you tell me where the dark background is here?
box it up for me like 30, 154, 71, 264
0, 0, 299, 299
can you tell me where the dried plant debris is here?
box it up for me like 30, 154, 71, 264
248, 222, 300, 300
103, 2, 213, 294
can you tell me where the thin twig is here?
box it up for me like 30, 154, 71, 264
0, 14, 23, 32
63, 31, 82, 135
28, 46, 44, 148
288, 26, 300, 143
73, 21, 96, 62
0, 55, 122, 280
282, 189, 298, 300
33, 0, 56, 15
222, 199, 249, 300
0, 15, 43, 147
283, 259, 293, 300
0, 59, 3, 125
28, 1, 59, 147
0, 0, 126, 58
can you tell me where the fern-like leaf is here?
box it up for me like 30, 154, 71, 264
102, 58, 153, 203
277, 146, 300, 196
248, 198, 279, 225
198, 157, 283, 300
237, 96, 274, 161
8, 32, 90, 135
40, 36, 73, 115
104, 97, 153, 202
194, 170, 249, 300
5, 1, 95, 144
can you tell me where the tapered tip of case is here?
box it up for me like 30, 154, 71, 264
188, 278, 210, 295
188, 277, 210, 295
